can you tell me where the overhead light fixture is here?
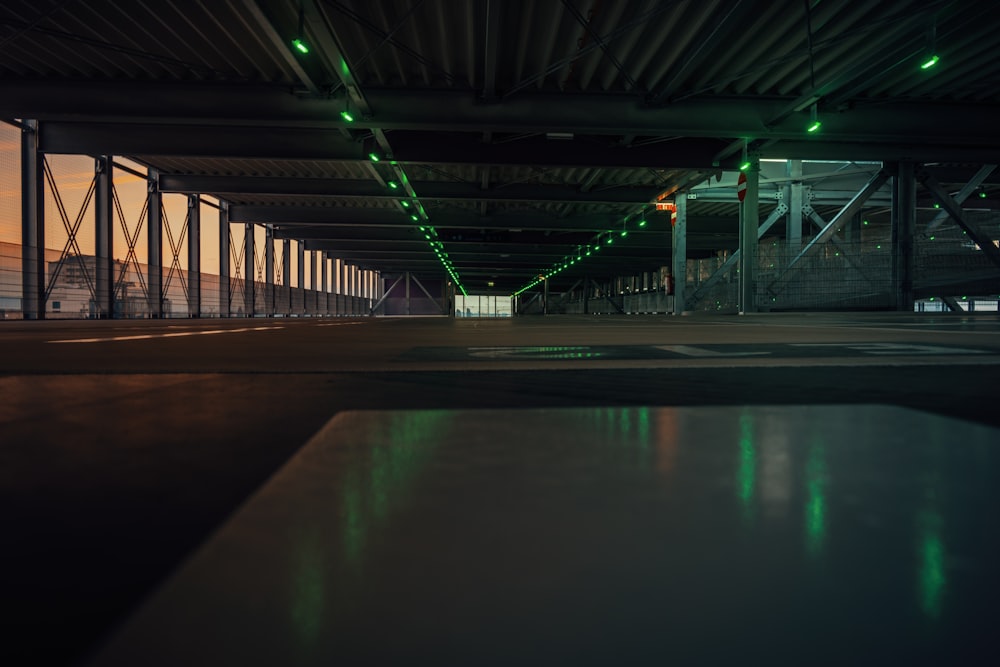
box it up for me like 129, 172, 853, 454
292, 3, 309, 54
739, 140, 751, 171
340, 109, 354, 122
387, 180, 399, 189
921, 20, 939, 70
806, 103, 821, 133
369, 152, 381, 162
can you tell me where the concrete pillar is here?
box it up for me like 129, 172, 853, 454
148, 171, 163, 318
672, 194, 688, 315
94, 156, 114, 318
891, 161, 916, 311
21, 120, 44, 320
739, 158, 760, 313
219, 202, 230, 317
187, 195, 201, 317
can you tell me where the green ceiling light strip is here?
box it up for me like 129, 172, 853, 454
511, 205, 656, 298
367, 151, 469, 294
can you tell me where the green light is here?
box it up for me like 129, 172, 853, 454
638, 219, 647, 227
933, 203, 940, 208
876, 244, 881, 249
292, 38, 309, 54
979, 191, 987, 198
962, 295, 968, 300
929, 235, 935, 240
607, 237, 614, 245
929, 297, 936, 301
620, 230, 628, 237
863, 219, 869, 226
920, 54, 940, 70
388, 181, 399, 189
586, 250, 591, 256
401, 200, 410, 207
340, 110, 354, 122
411, 214, 419, 222
807, 120, 822, 133
369, 152, 380, 162
739, 161, 751, 171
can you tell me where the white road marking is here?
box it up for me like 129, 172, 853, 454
48, 326, 285, 344
654, 344, 771, 357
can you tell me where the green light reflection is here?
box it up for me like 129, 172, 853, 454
805, 440, 827, 556
737, 412, 755, 517
920, 527, 946, 619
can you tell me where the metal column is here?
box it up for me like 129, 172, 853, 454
244, 222, 255, 317
297, 241, 305, 313
739, 158, 760, 313
94, 156, 114, 318
320, 251, 328, 315
219, 202, 230, 317
543, 276, 549, 314
404, 270, 411, 315
187, 195, 201, 317
21, 120, 44, 320
310, 250, 317, 312
265, 225, 274, 316
891, 161, 916, 311
282, 239, 291, 315
672, 194, 687, 315
787, 160, 803, 253
147, 171, 163, 318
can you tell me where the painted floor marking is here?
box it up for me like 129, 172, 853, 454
48, 326, 285, 344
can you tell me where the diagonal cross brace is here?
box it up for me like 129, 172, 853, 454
768, 169, 890, 295
591, 278, 625, 314
926, 164, 996, 233
685, 203, 786, 309
918, 171, 1000, 268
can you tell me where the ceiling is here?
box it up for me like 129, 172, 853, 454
2, 0, 999, 294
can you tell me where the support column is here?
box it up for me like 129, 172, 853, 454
265, 225, 274, 316
739, 157, 760, 313
297, 241, 305, 313
148, 171, 163, 318
786, 160, 803, 254
310, 250, 318, 312
244, 222, 255, 317
94, 156, 114, 318
187, 195, 201, 317
218, 202, 230, 317
321, 251, 328, 315
405, 271, 411, 315
891, 161, 916, 311
21, 120, 44, 320
672, 194, 688, 315
282, 238, 291, 315
543, 276, 549, 314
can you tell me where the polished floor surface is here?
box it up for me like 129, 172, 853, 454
90, 406, 999, 666
1, 313, 999, 664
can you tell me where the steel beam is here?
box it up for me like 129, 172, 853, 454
918, 170, 1000, 269
282, 238, 291, 315
158, 174, 661, 205
369, 273, 402, 315
239, 0, 324, 95
410, 273, 445, 315
20, 120, 43, 319
94, 156, 114, 318
891, 162, 916, 311
147, 172, 163, 318
768, 169, 891, 296
188, 195, 201, 317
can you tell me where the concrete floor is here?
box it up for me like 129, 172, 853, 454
1, 312, 999, 665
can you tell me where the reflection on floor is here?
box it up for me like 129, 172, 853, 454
90, 405, 999, 666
